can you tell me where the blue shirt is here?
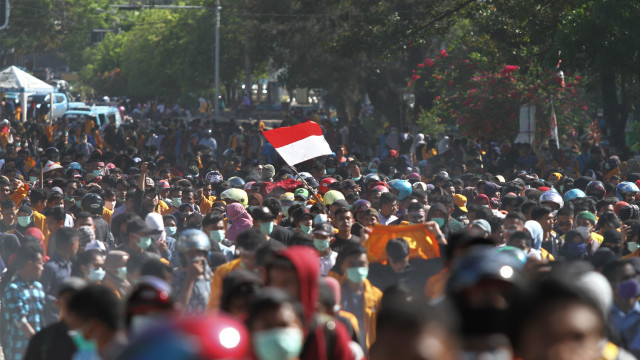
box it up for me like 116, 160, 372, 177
1, 279, 46, 360
341, 283, 366, 346
40, 253, 72, 324
610, 301, 640, 353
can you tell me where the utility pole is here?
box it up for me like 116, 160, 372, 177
0, 0, 9, 31
214, 0, 221, 120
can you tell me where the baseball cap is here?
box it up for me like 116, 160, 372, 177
312, 222, 334, 237
126, 217, 157, 235
294, 188, 310, 200
454, 194, 468, 212
292, 207, 314, 223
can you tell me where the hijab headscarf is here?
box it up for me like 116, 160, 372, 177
226, 203, 253, 242
524, 220, 543, 251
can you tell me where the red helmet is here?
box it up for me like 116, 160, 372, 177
118, 313, 249, 359
319, 177, 337, 194
125, 276, 174, 326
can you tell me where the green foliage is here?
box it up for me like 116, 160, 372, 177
410, 47, 591, 141
0, 0, 56, 64
416, 107, 447, 138
78, 1, 248, 101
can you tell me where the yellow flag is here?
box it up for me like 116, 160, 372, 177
363, 223, 441, 264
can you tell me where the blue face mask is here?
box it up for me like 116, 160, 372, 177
253, 327, 304, 360
326, 168, 336, 175
346, 266, 368, 284
29, 176, 38, 183
352, 176, 361, 182
566, 242, 586, 257
260, 221, 274, 236
172, 198, 182, 208
92, 170, 101, 176
165, 226, 177, 237
617, 279, 639, 299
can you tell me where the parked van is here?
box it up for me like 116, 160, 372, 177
62, 105, 123, 132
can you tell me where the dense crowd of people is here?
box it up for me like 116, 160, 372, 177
0, 107, 639, 360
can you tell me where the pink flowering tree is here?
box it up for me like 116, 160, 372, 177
410, 48, 591, 142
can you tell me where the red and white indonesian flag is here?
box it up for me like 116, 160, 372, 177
263, 121, 332, 165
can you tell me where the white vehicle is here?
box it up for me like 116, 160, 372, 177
28, 93, 69, 119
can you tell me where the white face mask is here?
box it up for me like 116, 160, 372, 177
575, 226, 591, 234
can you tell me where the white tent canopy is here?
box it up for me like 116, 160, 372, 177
0, 66, 55, 93
0, 66, 56, 122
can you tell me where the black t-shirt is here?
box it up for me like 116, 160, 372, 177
368, 258, 444, 293
351, 222, 364, 238
24, 321, 77, 360
331, 234, 360, 253
270, 225, 294, 246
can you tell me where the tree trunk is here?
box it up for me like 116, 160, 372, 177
601, 69, 625, 147
365, 73, 403, 127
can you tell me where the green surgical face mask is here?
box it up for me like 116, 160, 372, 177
69, 330, 98, 352
431, 217, 446, 229
253, 327, 304, 360
249, 205, 259, 212
116, 266, 127, 280
172, 197, 182, 208
346, 266, 369, 284
29, 176, 38, 183
281, 206, 290, 217
209, 230, 225, 243
92, 170, 101, 176
313, 239, 330, 252
260, 221, 274, 236
65, 194, 75, 203
165, 226, 177, 237
628, 242, 640, 253
137, 236, 152, 250
300, 224, 312, 234
18, 216, 32, 227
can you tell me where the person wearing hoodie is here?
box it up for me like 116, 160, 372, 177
146, 212, 176, 264
524, 220, 554, 261
266, 245, 354, 360
226, 203, 253, 242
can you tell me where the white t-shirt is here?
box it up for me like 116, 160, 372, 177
319, 251, 338, 276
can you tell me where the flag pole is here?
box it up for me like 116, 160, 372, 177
289, 164, 322, 204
